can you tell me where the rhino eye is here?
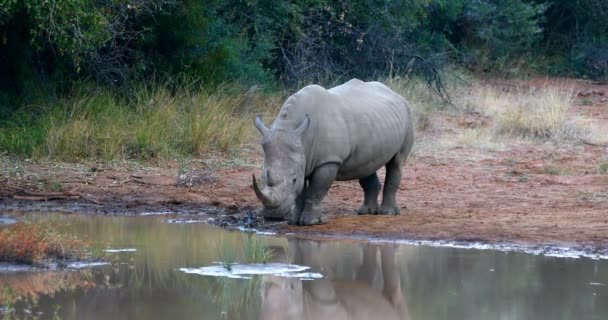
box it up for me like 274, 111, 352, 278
292, 178, 297, 184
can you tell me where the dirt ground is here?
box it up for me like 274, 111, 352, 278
1, 76, 608, 249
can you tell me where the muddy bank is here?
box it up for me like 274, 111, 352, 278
2, 139, 608, 254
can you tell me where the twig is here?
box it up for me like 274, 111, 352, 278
13, 195, 80, 201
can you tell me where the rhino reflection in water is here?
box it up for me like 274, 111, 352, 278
259, 240, 409, 320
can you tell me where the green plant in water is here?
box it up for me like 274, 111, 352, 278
244, 233, 275, 264
209, 233, 279, 317
210, 275, 262, 318
215, 232, 275, 268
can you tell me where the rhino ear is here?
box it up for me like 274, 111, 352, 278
254, 115, 269, 136
294, 114, 310, 137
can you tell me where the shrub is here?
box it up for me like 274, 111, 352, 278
598, 162, 608, 174
0, 222, 89, 264
494, 87, 575, 139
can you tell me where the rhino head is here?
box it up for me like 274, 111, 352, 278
253, 115, 309, 220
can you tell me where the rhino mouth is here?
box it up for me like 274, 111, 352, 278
253, 174, 293, 219
262, 206, 292, 220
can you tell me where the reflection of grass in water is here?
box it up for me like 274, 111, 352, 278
0, 270, 93, 320
210, 232, 279, 318
216, 232, 276, 267
211, 276, 262, 318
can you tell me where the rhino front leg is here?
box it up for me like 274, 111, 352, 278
287, 183, 307, 225
298, 164, 338, 225
357, 173, 381, 215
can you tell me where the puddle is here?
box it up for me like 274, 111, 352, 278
179, 263, 323, 280
236, 226, 277, 235
0, 262, 37, 273
164, 218, 206, 224
66, 261, 110, 269
1, 213, 606, 320
381, 238, 608, 260
0, 217, 19, 225
139, 211, 173, 216
104, 248, 137, 253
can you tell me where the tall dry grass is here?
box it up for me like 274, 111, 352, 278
3, 72, 608, 163
461, 85, 577, 140
1, 83, 281, 161
388, 73, 608, 145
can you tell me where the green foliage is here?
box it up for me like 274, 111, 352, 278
140, 0, 272, 85
1, 0, 608, 156
1, 0, 606, 94
457, 0, 548, 73
541, 165, 564, 176
598, 162, 608, 175
533, 0, 608, 79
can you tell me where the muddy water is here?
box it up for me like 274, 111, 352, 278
1, 214, 607, 320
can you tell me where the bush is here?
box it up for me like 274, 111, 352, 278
0, 222, 89, 264
457, 0, 548, 73
492, 87, 575, 139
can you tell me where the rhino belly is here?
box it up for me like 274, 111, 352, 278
335, 142, 402, 181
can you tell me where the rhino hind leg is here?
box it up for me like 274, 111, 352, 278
379, 124, 414, 215
298, 164, 338, 225
357, 173, 381, 215
379, 156, 402, 215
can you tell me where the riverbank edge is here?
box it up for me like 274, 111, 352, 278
2, 201, 607, 262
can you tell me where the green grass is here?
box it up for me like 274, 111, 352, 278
598, 162, 608, 174
215, 232, 276, 267
581, 97, 593, 106
541, 165, 566, 176
0, 82, 279, 161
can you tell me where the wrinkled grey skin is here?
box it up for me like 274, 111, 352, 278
258, 239, 409, 320
253, 78, 414, 225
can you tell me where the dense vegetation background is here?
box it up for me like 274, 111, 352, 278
1, 0, 607, 159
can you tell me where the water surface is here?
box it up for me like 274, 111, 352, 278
1, 213, 606, 320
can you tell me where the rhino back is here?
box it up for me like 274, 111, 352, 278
271, 80, 412, 180
327, 79, 412, 180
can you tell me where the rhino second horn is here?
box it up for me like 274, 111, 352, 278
253, 173, 276, 207
294, 114, 310, 136
254, 115, 269, 136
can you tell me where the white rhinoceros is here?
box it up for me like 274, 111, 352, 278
253, 79, 415, 225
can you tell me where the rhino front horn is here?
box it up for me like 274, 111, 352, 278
253, 173, 275, 207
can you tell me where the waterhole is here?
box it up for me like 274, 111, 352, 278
0, 213, 606, 320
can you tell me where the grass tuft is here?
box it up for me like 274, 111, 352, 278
493, 86, 575, 139
598, 162, 608, 174
541, 165, 565, 175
